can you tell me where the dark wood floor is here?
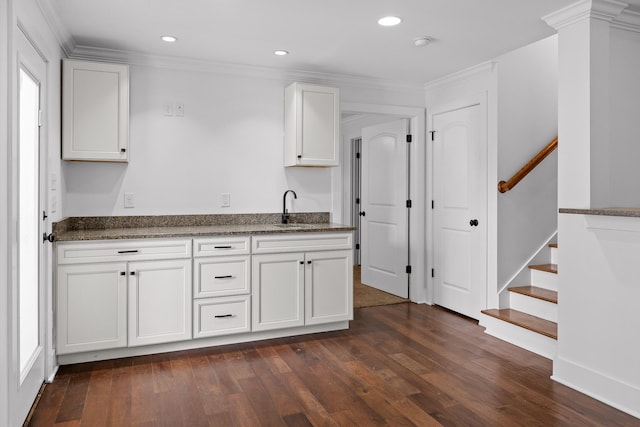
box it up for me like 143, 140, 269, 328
28, 303, 639, 426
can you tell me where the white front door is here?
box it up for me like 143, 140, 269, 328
11, 31, 48, 425
432, 104, 487, 319
361, 119, 408, 298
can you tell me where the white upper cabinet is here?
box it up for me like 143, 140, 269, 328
284, 82, 340, 167
62, 59, 129, 162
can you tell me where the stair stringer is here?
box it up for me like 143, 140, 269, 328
497, 230, 557, 308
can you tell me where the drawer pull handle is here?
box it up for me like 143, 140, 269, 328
214, 275, 233, 279
214, 314, 235, 319
118, 250, 139, 254
214, 245, 232, 249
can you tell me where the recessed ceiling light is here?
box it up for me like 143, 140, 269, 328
274, 50, 289, 56
161, 35, 177, 42
378, 16, 402, 26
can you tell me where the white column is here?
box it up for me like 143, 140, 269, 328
544, 0, 627, 209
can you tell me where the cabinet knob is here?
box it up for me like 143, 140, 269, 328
120, 271, 126, 276
130, 271, 136, 275
307, 260, 312, 264
120, 148, 126, 153
297, 155, 302, 159
299, 261, 304, 265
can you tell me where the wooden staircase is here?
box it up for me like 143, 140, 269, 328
480, 244, 558, 359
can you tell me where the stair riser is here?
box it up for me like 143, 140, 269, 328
530, 269, 557, 291
550, 246, 558, 264
479, 314, 557, 359
509, 293, 558, 323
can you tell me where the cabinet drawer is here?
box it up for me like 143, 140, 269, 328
193, 236, 250, 257
194, 256, 250, 298
194, 295, 250, 338
252, 233, 352, 254
57, 239, 191, 264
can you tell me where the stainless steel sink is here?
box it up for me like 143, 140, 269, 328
273, 223, 316, 229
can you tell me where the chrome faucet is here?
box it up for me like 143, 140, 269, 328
282, 190, 297, 224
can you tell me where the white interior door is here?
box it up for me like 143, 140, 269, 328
11, 31, 47, 425
432, 104, 487, 319
361, 119, 408, 298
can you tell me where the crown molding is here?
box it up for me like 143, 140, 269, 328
423, 61, 496, 92
543, 0, 629, 30
68, 45, 423, 93
36, 0, 76, 56
611, 8, 640, 32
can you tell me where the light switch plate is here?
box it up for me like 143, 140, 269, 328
221, 193, 230, 207
163, 104, 173, 116
124, 192, 135, 208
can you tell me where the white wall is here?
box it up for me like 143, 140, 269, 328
62, 64, 423, 219
496, 36, 558, 288
607, 28, 640, 207
555, 213, 640, 418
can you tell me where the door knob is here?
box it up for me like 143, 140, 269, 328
359, 211, 366, 217
469, 219, 479, 227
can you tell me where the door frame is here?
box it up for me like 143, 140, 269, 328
339, 103, 426, 303
426, 91, 497, 309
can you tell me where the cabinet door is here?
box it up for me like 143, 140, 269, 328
284, 83, 339, 167
62, 59, 129, 162
252, 253, 304, 331
305, 250, 353, 325
128, 259, 192, 346
57, 262, 127, 354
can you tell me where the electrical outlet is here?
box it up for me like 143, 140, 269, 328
175, 103, 184, 117
124, 192, 135, 208
50, 173, 57, 191
163, 104, 174, 116
221, 193, 231, 208
51, 196, 57, 213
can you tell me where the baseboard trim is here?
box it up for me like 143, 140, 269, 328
553, 356, 640, 419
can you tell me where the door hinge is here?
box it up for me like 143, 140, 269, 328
406, 134, 412, 143
431, 268, 435, 278
355, 243, 360, 250
431, 200, 434, 209
429, 130, 436, 141
406, 265, 412, 274
356, 152, 360, 159
406, 199, 412, 208
356, 198, 360, 204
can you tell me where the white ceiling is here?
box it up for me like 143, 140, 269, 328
44, 0, 637, 86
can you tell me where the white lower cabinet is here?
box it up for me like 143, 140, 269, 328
55, 233, 352, 360
305, 250, 353, 325
252, 252, 305, 331
56, 239, 192, 355
128, 259, 192, 346
252, 234, 353, 332
56, 262, 128, 354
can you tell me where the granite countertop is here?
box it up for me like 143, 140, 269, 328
52, 213, 355, 242
559, 208, 640, 218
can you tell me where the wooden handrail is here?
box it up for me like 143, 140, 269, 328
498, 137, 558, 193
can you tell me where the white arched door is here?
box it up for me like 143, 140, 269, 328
361, 119, 409, 298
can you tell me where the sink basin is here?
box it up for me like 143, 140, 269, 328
273, 223, 316, 229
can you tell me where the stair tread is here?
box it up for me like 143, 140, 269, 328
529, 263, 558, 274
509, 286, 558, 304
549, 243, 557, 248
481, 309, 557, 339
